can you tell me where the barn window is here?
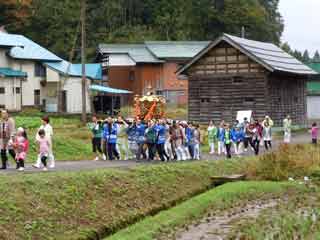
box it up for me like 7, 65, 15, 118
294, 96, 298, 103
244, 97, 255, 104
0, 87, 5, 94
232, 76, 244, 84
201, 98, 210, 103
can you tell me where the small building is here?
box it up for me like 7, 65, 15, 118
307, 63, 320, 119
0, 31, 130, 114
178, 34, 317, 125
96, 41, 209, 105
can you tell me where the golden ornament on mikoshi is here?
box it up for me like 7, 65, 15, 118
134, 92, 166, 120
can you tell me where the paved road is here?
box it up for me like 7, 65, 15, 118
0, 132, 311, 175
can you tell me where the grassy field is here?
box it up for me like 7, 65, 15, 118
0, 139, 319, 239
106, 181, 304, 240
0, 159, 245, 240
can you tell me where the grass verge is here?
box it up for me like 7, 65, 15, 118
0, 159, 245, 240
106, 181, 304, 240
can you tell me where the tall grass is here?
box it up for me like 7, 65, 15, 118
246, 144, 320, 181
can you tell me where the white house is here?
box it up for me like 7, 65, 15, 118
0, 31, 130, 114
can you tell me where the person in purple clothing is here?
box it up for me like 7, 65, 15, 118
311, 122, 318, 145
155, 119, 169, 162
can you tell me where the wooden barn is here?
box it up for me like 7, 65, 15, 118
178, 34, 317, 126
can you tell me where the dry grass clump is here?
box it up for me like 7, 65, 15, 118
246, 144, 320, 181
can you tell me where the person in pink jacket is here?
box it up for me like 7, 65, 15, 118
13, 127, 29, 171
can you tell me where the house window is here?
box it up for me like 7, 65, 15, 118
34, 89, 41, 106
12, 87, 21, 94
34, 62, 46, 77
244, 97, 255, 104
129, 70, 135, 81
0, 87, 5, 94
156, 90, 163, 96
294, 96, 298, 103
232, 76, 244, 84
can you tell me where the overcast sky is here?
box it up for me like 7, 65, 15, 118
279, 0, 320, 55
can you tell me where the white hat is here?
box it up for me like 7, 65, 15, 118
17, 127, 24, 132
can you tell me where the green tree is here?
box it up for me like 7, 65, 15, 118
302, 50, 310, 63
292, 50, 303, 62
313, 50, 320, 62
281, 42, 292, 54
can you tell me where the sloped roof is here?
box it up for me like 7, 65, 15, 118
0, 32, 61, 61
98, 44, 162, 63
89, 84, 132, 94
0, 68, 27, 78
178, 33, 317, 75
145, 41, 210, 59
45, 60, 102, 80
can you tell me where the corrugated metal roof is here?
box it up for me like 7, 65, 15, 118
178, 33, 317, 75
45, 60, 102, 80
224, 34, 317, 75
0, 68, 27, 78
98, 44, 162, 63
0, 32, 62, 61
89, 84, 132, 94
145, 41, 210, 59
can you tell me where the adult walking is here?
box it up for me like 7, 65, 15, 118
87, 115, 104, 161
33, 116, 55, 168
283, 115, 292, 143
155, 119, 169, 162
0, 110, 16, 169
103, 117, 119, 161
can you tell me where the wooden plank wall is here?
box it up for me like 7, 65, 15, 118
268, 74, 307, 126
188, 42, 269, 124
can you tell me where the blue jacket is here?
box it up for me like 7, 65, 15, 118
231, 129, 244, 142
154, 124, 167, 144
127, 125, 137, 142
185, 127, 193, 145
217, 127, 225, 142
136, 123, 146, 144
103, 123, 118, 144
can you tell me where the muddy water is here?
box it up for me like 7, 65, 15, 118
174, 199, 280, 240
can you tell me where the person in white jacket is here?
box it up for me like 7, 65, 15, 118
33, 116, 55, 169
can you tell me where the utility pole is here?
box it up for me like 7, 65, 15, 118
81, 0, 87, 123
241, 26, 245, 38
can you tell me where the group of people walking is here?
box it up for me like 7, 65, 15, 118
207, 115, 275, 159
88, 116, 202, 162
87, 114, 308, 162
0, 110, 54, 171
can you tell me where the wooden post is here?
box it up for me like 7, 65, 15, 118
81, 0, 87, 123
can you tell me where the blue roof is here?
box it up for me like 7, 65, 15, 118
0, 68, 27, 78
45, 60, 102, 80
0, 32, 61, 61
89, 84, 132, 94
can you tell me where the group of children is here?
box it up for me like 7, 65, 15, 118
0, 110, 54, 171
